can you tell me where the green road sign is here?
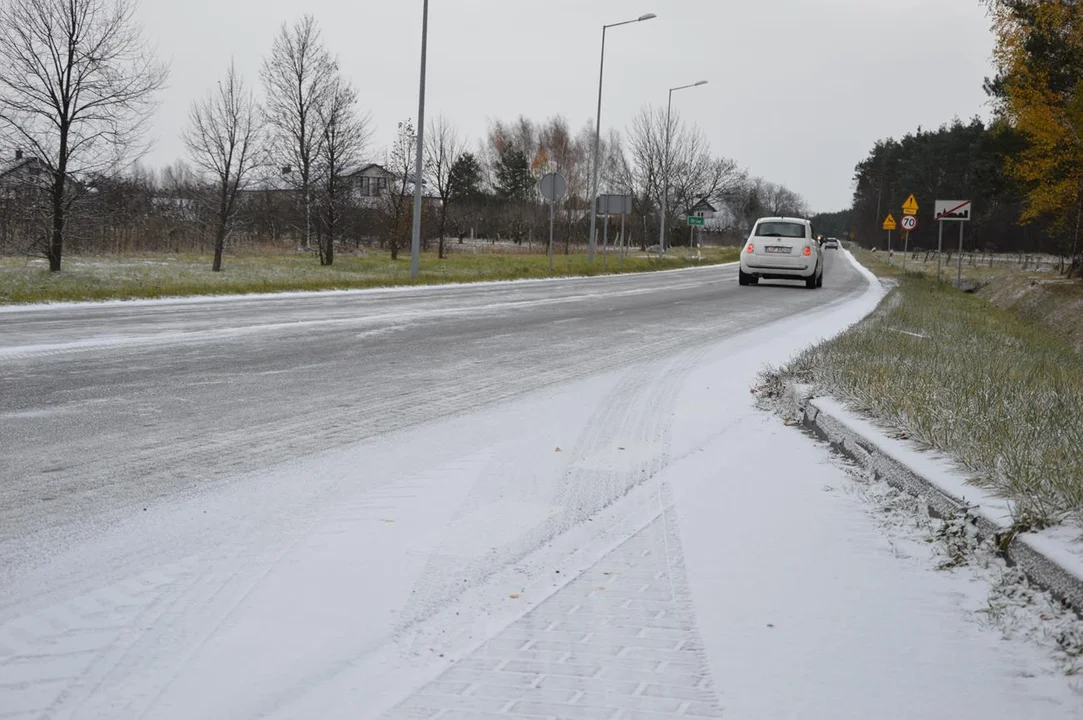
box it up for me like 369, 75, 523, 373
687, 215, 705, 227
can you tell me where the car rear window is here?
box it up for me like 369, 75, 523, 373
755, 222, 807, 238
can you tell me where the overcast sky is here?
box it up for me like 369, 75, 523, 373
136, 0, 996, 212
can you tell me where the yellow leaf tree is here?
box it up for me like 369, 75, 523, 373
991, 1, 1083, 273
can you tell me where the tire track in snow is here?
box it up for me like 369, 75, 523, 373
0, 468, 479, 719
393, 339, 713, 639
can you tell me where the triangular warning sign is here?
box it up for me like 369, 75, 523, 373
902, 194, 919, 215
882, 214, 897, 231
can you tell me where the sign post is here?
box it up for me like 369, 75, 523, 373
687, 214, 705, 252
901, 195, 918, 271
619, 212, 627, 268
935, 200, 972, 287
603, 212, 610, 269
882, 214, 897, 261
597, 194, 633, 270
937, 220, 944, 282
540, 173, 568, 275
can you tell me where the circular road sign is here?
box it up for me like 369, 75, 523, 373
539, 172, 567, 202
901, 215, 918, 232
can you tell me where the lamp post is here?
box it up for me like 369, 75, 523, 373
409, 0, 429, 279
658, 80, 707, 252
588, 12, 656, 263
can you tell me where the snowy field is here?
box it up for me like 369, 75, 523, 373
1, 254, 1080, 718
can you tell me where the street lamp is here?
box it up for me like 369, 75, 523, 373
658, 79, 707, 252
588, 12, 656, 263
409, 0, 430, 279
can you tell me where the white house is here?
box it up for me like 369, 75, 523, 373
346, 163, 396, 207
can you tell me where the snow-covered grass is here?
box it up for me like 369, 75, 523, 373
0, 247, 739, 305
773, 268, 1083, 528
865, 246, 1067, 278
858, 246, 1083, 353
981, 274, 1083, 354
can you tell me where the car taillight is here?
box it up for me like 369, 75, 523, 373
803, 246, 812, 256
746, 243, 755, 253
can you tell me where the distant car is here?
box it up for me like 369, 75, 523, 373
824, 238, 840, 249
739, 217, 824, 289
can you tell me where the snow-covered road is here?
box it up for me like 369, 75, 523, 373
2, 255, 1080, 718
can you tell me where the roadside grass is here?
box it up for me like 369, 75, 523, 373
778, 255, 1083, 527
980, 273, 1083, 355
852, 247, 1036, 284
859, 246, 1064, 282
854, 246, 1083, 353
0, 246, 738, 305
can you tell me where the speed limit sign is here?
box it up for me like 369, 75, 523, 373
901, 215, 918, 231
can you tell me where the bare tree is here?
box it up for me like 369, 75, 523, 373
762, 181, 808, 218
183, 60, 260, 272
260, 14, 336, 253
729, 177, 807, 233
384, 120, 417, 260
621, 105, 743, 247
315, 76, 371, 266
620, 108, 665, 245
425, 115, 467, 259
0, 0, 167, 271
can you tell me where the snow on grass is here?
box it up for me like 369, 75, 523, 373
762, 259, 1083, 528
981, 275, 1083, 354
0, 247, 739, 305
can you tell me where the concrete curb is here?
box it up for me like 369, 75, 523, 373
799, 394, 1083, 615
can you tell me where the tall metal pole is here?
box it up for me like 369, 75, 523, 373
587, 15, 655, 264
409, 0, 429, 280
587, 25, 607, 264
659, 89, 674, 251
937, 219, 944, 282
656, 81, 706, 251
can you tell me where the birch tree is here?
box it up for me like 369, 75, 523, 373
260, 14, 336, 253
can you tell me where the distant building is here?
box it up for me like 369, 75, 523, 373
346, 163, 396, 206
0, 150, 53, 252
0, 150, 51, 196
688, 198, 717, 219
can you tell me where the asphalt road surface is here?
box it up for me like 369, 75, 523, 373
5, 253, 1081, 720
0, 252, 861, 581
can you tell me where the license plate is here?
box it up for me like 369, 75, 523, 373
765, 246, 791, 254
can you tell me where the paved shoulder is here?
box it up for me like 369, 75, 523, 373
383, 511, 722, 720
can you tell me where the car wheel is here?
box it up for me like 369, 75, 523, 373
806, 274, 817, 289
739, 269, 751, 286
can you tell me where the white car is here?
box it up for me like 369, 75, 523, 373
824, 237, 840, 249
739, 217, 824, 289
